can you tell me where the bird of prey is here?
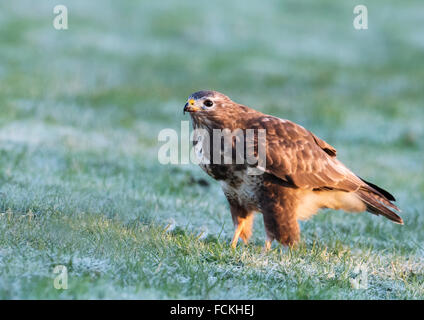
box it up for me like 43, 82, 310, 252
183, 90, 403, 250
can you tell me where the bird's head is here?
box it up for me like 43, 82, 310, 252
183, 90, 256, 129
183, 90, 232, 116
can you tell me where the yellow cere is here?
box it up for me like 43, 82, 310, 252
189, 99, 195, 105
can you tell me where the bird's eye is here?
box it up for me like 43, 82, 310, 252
204, 99, 213, 107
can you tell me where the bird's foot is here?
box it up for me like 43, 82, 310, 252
263, 239, 272, 252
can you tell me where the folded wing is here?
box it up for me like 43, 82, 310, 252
245, 115, 403, 224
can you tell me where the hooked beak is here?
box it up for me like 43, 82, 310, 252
183, 99, 200, 114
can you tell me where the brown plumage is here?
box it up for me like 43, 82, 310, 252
183, 90, 403, 249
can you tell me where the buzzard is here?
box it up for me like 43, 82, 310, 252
183, 90, 403, 250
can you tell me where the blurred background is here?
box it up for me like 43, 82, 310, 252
0, 0, 423, 299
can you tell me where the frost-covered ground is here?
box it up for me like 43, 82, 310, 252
0, 0, 423, 299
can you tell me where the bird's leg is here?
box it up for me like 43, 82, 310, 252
229, 202, 254, 248
262, 203, 300, 248
231, 220, 245, 249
